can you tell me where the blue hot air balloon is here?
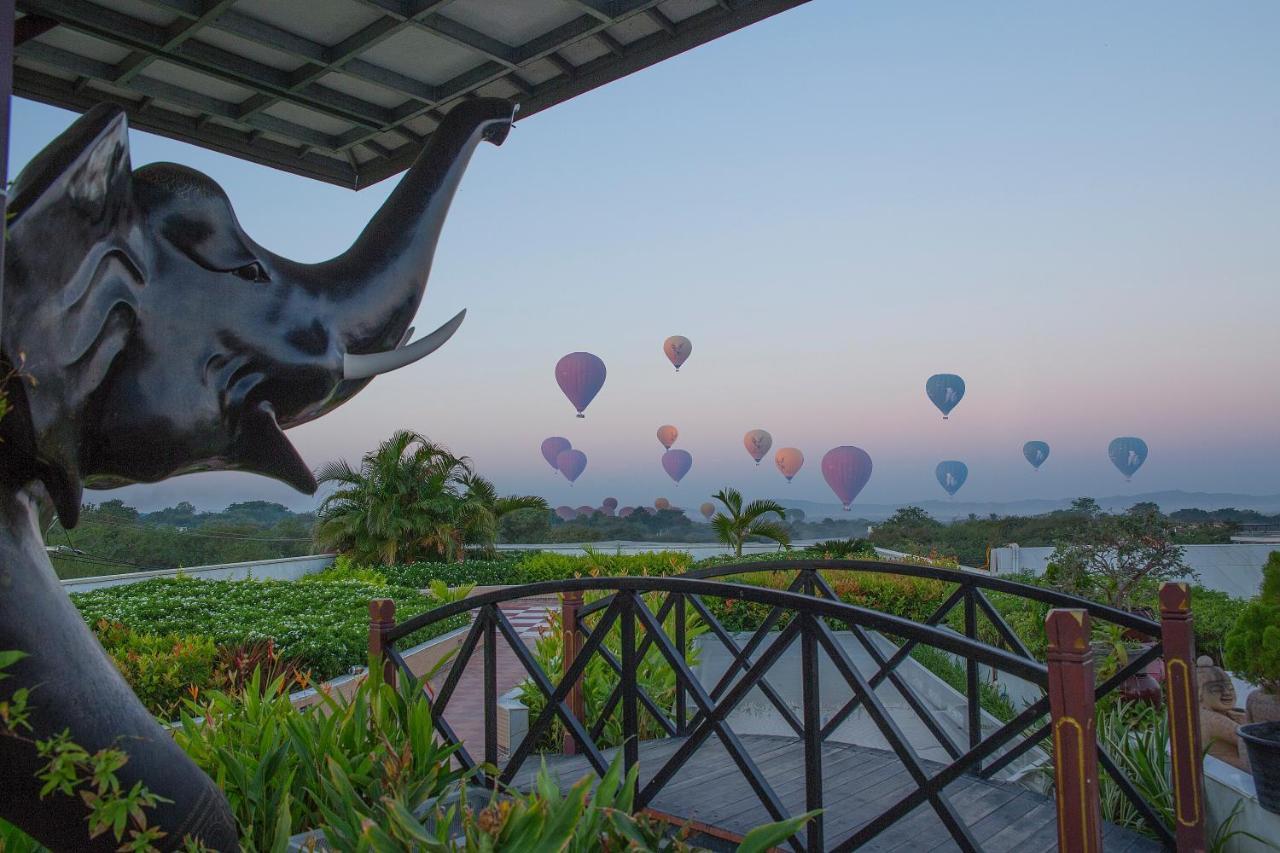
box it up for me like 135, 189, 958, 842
1023, 441, 1050, 471
936, 460, 968, 497
1108, 437, 1148, 481
926, 374, 965, 419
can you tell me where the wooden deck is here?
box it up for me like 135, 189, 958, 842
510, 735, 1162, 852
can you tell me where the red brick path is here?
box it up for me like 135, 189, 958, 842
429, 596, 557, 755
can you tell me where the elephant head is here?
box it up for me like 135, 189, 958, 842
1, 97, 514, 526
0, 99, 513, 850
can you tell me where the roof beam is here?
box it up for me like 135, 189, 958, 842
18, 0, 384, 130
14, 13, 58, 45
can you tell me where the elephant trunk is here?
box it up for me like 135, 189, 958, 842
323, 98, 514, 379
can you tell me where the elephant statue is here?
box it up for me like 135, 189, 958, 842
0, 96, 515, 850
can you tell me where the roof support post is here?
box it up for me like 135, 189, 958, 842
561, 589, 585, 754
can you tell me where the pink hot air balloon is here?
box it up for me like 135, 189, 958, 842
575, 505, 594, 517
821, 446, 874, 511
656, 424, 679, 450
654, 497, 671, 511
775, 448, 804, 482
555, 505, 576, 522
619, 506, 635, 517
602, 497, 618, 516
541, 436, 571, 471
661, 449, 693, 484
699, 502, 715, 521
743, 429, 772, 466
555, 352, 606, 418
663, 336, 692, 372
556, 449, 587, 484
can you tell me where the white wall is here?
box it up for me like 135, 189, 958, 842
990, 544, 1277, 599
60, 553, 335, 593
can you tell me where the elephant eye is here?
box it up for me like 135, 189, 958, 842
232, 261, 269, 283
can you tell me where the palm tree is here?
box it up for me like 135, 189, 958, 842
315, 430, 547, 564
710, 487, 790, 557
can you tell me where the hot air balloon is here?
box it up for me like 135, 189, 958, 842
555, 352, 606, 417
575, 505, 594, 517
699, 502, 715, 521
556, 448, 587, 484
555, 505, 576, 522
662, 449, 693, 484
1023, 441, 1050, 471
654, 497, 671, 511
663, 336, 692, 372
619, 506, 635, 518
602, 497, 618, 514
743, 429, 772, 466
541, 436, 571, 471
936, 461, 968, 497
821, 446, 874, 511
1108, 437, 1148, 481
926, 374, 966, 419
775, 448, 804, 482
788, 508, 806, 523
657, 424, 679, 450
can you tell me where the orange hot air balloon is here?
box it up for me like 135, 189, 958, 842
663, 336, 692, 372
699, 502, 715, 521
774, 448, 804, 482
656, 424, 679, 450
654, 497, 671, 511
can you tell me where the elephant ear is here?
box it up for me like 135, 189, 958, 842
2, 105, 141, 527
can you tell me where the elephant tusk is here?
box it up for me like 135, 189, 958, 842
342, 309, 465, 380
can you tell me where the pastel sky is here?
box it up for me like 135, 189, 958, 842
9, 1, 1280, 513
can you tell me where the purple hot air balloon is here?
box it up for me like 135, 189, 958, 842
541, 436, 571, 471
601, 497, 618, 516
555, 505, 576, 522
821, 446, 874, 511
575, 505, 594, 517
661, 449, 693, 485
556, 448, 587, 484
619, 506, 635, 517
555, 352, 606, 418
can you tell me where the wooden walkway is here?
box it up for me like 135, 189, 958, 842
510, 735, 1162, 852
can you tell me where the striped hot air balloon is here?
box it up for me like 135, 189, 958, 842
555, 352, 606, 417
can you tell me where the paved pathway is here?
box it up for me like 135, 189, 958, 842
429, 595, 557, 755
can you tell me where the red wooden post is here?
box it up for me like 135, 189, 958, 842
1160, 582, 1207, 852
368, 598, 397, 688
561, 591, 585, 755
1046, 608, 1103, 853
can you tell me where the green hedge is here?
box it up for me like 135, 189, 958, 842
363, 549, 697, 588
74, 576, 461, 684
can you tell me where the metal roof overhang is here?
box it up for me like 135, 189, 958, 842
11, 0, 811, 188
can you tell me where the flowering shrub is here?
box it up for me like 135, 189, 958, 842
73, 576, 462, 684
91, 620, 217, 719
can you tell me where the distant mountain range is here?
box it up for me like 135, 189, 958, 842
772, 491, 1280, 523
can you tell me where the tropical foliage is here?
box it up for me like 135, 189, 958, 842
709, 488, 790, 557
1224, 551, 1280, 691
1047, 502, 1192, 610
315, 430, 546, 564
2, 655, 811, 852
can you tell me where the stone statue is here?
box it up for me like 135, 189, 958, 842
1196, 655, 1248, 770
0, 97, 514, 849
